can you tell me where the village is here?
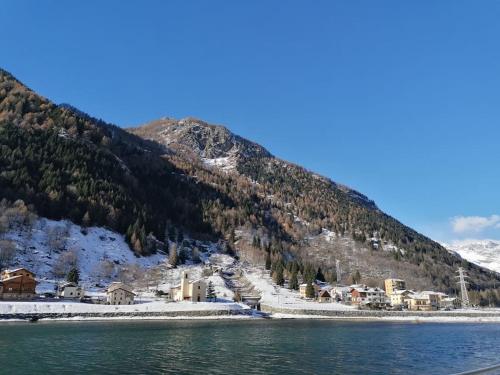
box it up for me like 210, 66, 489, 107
0, 263, 466, 315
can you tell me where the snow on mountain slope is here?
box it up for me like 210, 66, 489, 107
444, 240, 500, 273
3, 218, 165, 292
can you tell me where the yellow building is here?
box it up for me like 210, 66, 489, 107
407, 292, 439, 311
384, 278, 406, 296
299, 283, 320, 299
171, 271, 207, 302
390, 290, 414, 307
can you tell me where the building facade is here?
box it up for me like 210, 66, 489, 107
0, 268, 37, 300
407, 292, 439, 311
351, 286, 387, 307
171, 271, 207, 302
106, 282, 135, 305
384, 279, 406, 296
58, 282, 84, 299
299, 283, 320, 299
390, 290, 415, 308
317, 289, 332, 303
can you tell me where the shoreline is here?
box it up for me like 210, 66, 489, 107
0, 302, 500, 324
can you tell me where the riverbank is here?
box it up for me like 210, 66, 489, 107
261, 304, 500, 323
2, 300, 500, 323
0, 300, 258, 322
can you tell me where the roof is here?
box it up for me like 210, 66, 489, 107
420, 291, 442, 296
61, 282, 79, 289
386, 278, 405, 282
319, 289, 331, 298
1, 275, 24, 282
107, 282, 135, 295
392, 289, 414, 295
2, 268, 34, 275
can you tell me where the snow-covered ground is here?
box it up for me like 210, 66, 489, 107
444, 239, 500, 273
2, 217, 240, 302
244, 268, 355, 311
202, 156, 237, 172
0, 300, 247, 315
3, 218, 165, 292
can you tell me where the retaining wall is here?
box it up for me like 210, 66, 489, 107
261, 304, 500, 319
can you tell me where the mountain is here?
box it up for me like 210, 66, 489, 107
129, 118, 498, 293
1, 68, 499, 296
445, 240, 500, 274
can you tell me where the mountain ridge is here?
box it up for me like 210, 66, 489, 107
1, 67, 498, 296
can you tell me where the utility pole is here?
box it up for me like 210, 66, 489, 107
457, 267, 470, 309
336, 260, 341, 285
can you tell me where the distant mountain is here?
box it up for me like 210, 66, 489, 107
445, 240, 500, 274
1, 67, 498, 295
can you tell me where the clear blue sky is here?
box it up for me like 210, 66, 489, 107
2, 1, 499, 242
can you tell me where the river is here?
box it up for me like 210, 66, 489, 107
0, 319, 499, 374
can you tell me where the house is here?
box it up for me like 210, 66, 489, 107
390, 289, 415, 308
332, 286, 352, 303
384, 278, 406, 296
407, 292, 439, 311
0, 268, 37, 300
58, 282, 84, 299
351, 286, 387, 307
106, 282, 135, 305
299, 283, 321, 299
171, 271, 207, 302
317, 289, 332, 303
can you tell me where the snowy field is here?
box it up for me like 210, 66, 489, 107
244, 268, 355, 311
4, 218, 165, 292
0, 300, 248, 315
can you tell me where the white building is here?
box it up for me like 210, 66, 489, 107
351, 285, 387, 307
390, 289, 415, 307
171, 271, 207, 302
331, 286, 352, 303
58, 282, 84, 299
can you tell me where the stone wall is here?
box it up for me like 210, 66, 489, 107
261, 304, 500, 319
0, 308, 253, 321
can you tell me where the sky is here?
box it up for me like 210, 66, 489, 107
1, 1, 499, 242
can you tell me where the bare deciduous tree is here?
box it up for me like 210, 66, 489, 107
0, 240, 16, 271
53, 249, 78, 279
47, 226, 69, 255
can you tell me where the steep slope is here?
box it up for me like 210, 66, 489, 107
445, 240, 500, 274
1, 68, 499, 297
130, 118, 500, 293
0, 68, 234, 254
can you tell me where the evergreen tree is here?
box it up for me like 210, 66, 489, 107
289, 271, 299, 290
305, 281, 315, 298
177, 229, 184, 244
351, 270, 361, 284
273, 264, 285, 286
207, 281, 216, 301
316, 267, 326, 282
66, 267, 80, 284
265, 251, 271, 270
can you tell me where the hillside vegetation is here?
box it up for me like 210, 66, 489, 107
1, 68, 499, 301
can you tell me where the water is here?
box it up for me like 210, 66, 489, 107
0, 320, 499, 375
